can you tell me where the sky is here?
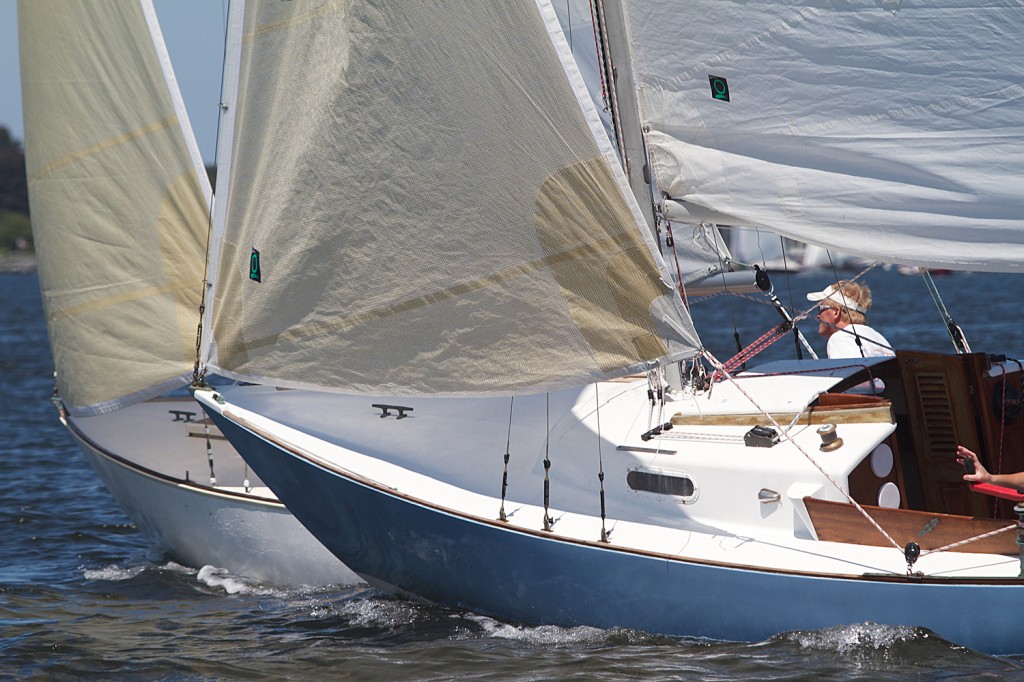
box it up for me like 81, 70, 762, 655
0, 0, 228, 164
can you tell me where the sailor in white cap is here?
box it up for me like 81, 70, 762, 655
807, 280, 895, 359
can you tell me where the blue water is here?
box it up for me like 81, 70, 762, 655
5, 267, 1024, 680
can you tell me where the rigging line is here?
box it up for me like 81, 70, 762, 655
921, 267, 971, 354
664, 222, 688, 308
543, 393, 555, 531
825, 271, 873, 358
746, 228, 769, 270
823, 247, 850, 355
710, 226, 745, 364
566, 0, 572, 50
713, 321, 793, 380
587, 0, 608, 106
921, 267, 952, 318
821, 263, 890, 360
995, 365, 1008, 516
826, 248, 841, 286
702, 349, 904, 557
764, 281, 819, 361
919, 522, 1016, 558
591, 0, 627, 162
790, 262, 879, 325
193, 0, 235, 386
595, 384, 610, 542
498, 396, 514, 522
646, 372, 657, 429
921, 268, 957, 351
204, 420, 217, 486
707, 291, 827, 377
657, 220, 691, 385
777, 236, 803, 361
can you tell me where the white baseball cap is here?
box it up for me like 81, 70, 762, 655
806, 284, 866, 313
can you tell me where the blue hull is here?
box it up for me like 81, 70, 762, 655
202, 405, 1024, 654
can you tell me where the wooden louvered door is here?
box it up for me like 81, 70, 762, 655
896, 351, 988, 517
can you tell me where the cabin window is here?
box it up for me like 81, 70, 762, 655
627, 469, 696, 500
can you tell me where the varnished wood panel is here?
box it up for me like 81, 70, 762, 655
671, 397, 893, 427
804, 496, 1018, 555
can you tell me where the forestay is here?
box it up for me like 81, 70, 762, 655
19, 0, 211, 415
204, 0, 700, 396
621, 0, 1024, 272
559, 0, 733, 286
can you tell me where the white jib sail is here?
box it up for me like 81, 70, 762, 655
203, 0, 700, 397
19, 0, 212, 415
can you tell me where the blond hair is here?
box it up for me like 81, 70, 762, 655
830, 280, 871, 325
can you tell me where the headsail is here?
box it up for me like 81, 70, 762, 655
621, 1, 1024, 272
19, 0, 212, 415
203, 0, 700, 396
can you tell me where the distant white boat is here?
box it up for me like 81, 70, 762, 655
19, 0, 356, 586
729, 227, 853, 273
896, 264, 954, 277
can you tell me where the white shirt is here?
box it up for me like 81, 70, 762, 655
826, 324, 895, 359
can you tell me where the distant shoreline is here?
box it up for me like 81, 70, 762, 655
0, 253, 37, 273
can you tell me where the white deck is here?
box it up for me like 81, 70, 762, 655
205, 369, 1022, 583
68, 396, 263, 488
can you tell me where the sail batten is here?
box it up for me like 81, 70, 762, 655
204, 0, 699, 396
20, 0, 213, 415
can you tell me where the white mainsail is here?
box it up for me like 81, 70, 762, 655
20, 0, 211, 416
622, 1, 1024, 272
203, 0, 700, 396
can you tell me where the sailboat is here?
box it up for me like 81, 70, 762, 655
191, 0, 1024, 652
19, 0, 356, 586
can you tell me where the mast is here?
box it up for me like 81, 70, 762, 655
199, 0, 245, 370
591, 0, 657, 240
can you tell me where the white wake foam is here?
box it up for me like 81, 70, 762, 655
463, 613, 608, 645
196, 565, 277, 596
790, 622, 923, 654
82, 564, 147, 582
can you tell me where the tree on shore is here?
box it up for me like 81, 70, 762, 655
0, 126, 28, 215
0, 126, 218, 253
0, 126, 31, 251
